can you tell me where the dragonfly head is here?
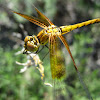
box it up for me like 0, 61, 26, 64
24, 36, 40, 53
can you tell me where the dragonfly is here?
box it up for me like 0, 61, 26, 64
12, 6, 100, 99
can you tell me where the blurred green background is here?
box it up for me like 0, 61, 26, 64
0, 0, 100, 100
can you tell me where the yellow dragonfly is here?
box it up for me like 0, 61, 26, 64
12, 6, 100, 99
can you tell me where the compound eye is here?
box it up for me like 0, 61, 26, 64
27, 42, 35, 51
26, 42, 39, 52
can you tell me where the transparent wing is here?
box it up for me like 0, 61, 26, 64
49, 35, 66, 79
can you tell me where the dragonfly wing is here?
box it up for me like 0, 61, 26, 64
34, 6, 54, 26
49, 35, 66, 79
58, 35, 93, 100
12, 11, 49, 28
58, 35, 78, 71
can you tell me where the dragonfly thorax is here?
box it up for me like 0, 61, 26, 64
45, 25, 61, 36
24, 35, 40, 52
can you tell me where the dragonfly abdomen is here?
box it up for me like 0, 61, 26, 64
60, 18, 100, 35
